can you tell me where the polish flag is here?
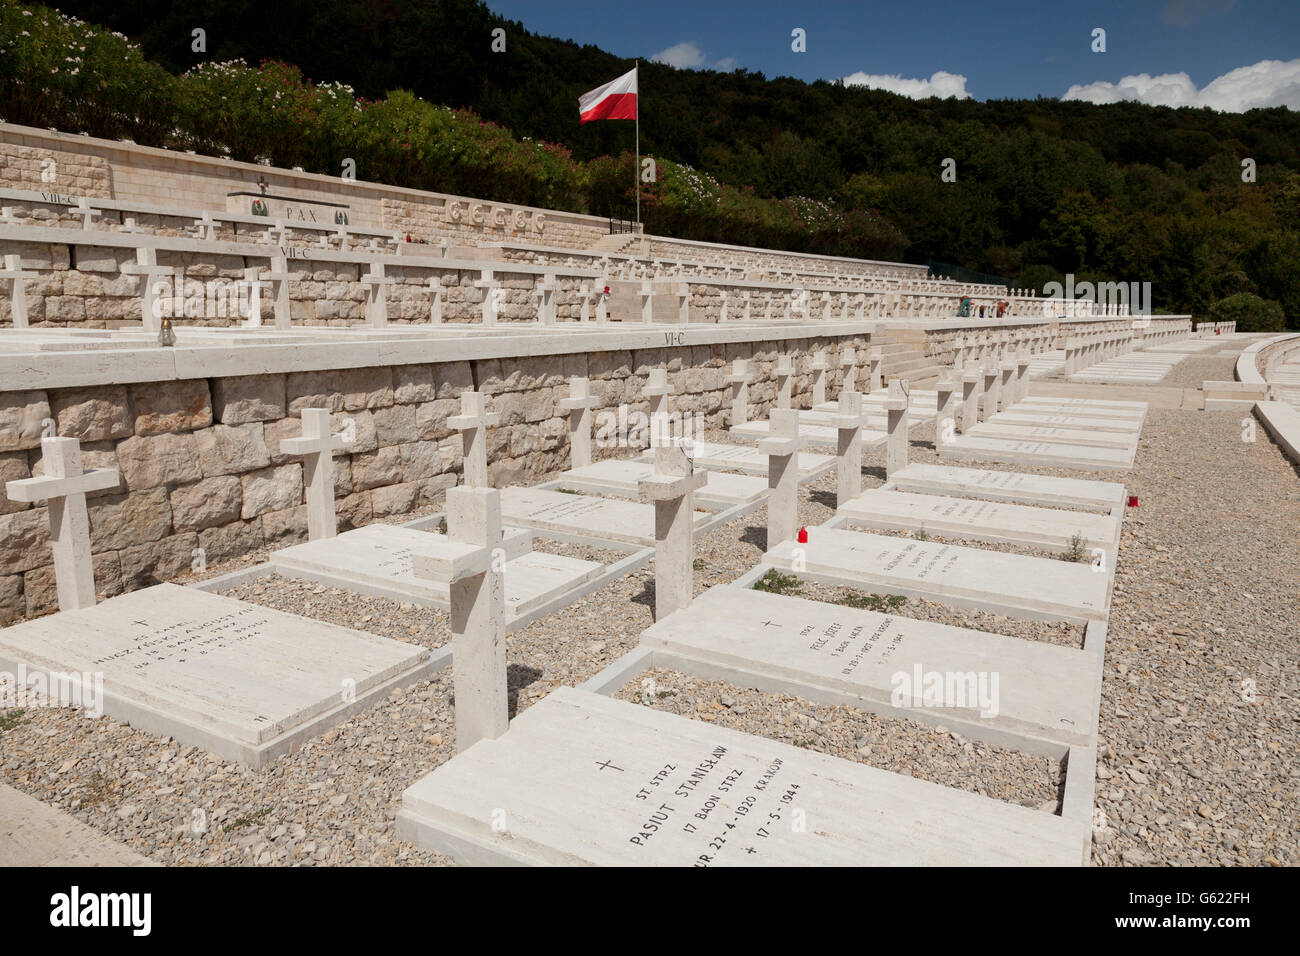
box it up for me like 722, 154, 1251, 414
578, 67, 638, 123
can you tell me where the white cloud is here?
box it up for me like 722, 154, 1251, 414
1063, 59, 1300, 112
840, 70, 972, 100
650, 42, 736, 72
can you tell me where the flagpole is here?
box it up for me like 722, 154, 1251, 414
634, 60, 641, 230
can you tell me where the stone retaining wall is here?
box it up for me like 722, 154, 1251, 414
0, 122, 609, 248
0, 336, 865, 622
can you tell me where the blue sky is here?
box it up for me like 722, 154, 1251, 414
485, 0, 1300, 110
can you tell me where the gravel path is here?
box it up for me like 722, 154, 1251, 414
613, 669, 1064, 809
2, 369, 1296, 866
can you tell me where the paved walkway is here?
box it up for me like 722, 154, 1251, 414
0, 783, 156, 866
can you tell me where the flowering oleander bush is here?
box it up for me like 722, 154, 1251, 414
0, 0, 902, 258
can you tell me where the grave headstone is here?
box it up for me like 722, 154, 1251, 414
449, 391, 499, 488
278, 408, 354, 540
759, 409, 804, 546
5, 437, 119, 611
559, 377, 602, 469
638, 440, 708, 618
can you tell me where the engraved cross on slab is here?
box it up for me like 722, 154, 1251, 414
278, 408, 354, 541
5, 437, 120, 612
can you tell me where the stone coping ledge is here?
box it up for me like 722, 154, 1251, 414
0, 223, 601, 279
1238, 332, 1300, 386
1254, 400, 1300, 466
0, 320, 884, 389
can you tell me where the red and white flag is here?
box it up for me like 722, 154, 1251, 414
578, 67, 638, 123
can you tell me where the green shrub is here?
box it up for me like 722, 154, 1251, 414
1206, 293, 1286, 334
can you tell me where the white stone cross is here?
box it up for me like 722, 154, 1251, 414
758, 408, 805, 547
981, 361, 1001, 422
638, 437, 707, 619
120, 245, 173, 332
240, 266, 270, 327
885, 380, 909, 478
839, 347, 858, 393
192, 213, 218, 241
810, 350, 830, 406
449, 390, 500, 488
74, 197, 101, 230
258, 252, 300, 329
728, 358, 754, 427
361, 261, 395, 327
533, 274, 557, 326
831, 389, 864, 507
643, 367, 674, 447
639, 280, 655, 323
675, 283, 691, 323
999, 356, 1017, 411
278, 408, 354, 541
5, 437, 119, 612
428, 277, 444, 324
559, 377, 601, 468
773, 354, 796, 410
935, 372, 960, 452
412, 485, 507, 751
1, 254, 36, 329
865, 347, 884, 392
474, 269, 500, 325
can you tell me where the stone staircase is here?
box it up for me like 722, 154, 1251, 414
878, 342, 942, 386
591, 233, 645, 256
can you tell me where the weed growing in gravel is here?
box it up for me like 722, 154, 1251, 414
693, 558, 707, 571
1062, 532, 1088, 563
752, 569, 802, 595
80, 772, 114, 809
839, 592, 907, 612
223, 807, 273, 833
436, 517, 447, 534
915, 526, 929, 541
0, 709, 28, 732
558, 488, 579, 494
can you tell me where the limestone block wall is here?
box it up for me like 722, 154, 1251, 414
0, 141, 113, 197
0, 335, 867, 622
0, 238, 594, 327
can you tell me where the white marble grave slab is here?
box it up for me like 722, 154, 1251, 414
989, 410, 1142, 433
766, 526, 1109, 621
557, 459, 766, 510
641, 586, 1097, 751
644, 440, 833, 480
0, 584, 434, 767
940, 435, 1136, 472
967, 421, 1138, 450
269, 525, 600, 617
501, 486, 709, 546
838, 489, 1119, 552
886, 464, 1124, 513
730, 419, 887, 448
396, 686, 1085, 866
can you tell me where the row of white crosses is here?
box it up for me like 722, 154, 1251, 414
1063, 330, 1135, 374
0, 409, 359, 614
934, 349, 1033, 452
